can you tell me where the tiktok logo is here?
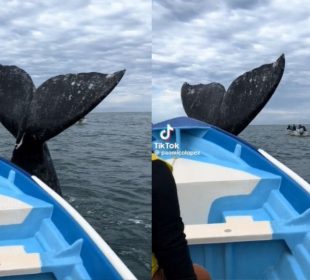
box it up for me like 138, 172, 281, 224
160, 124, 174, 141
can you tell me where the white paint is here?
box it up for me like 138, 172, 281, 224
167, 158, 259, 184
167, 158, 260, 224
185, 216, 272, 245
15, 133, 25, 150
0, 195, 32, 225
32, 176, 136, 280
259, 149, 310, 193
0, 246, 25, 254
0, 245, 41, 276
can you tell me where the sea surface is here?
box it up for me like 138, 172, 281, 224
240, 125, 310, 183
0, 112, 151, 279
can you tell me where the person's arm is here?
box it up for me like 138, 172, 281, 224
152, 159, 197, 280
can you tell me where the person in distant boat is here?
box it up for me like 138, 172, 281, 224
297, 124, 305, 134
152, 154, 211, 280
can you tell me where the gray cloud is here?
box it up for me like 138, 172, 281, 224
225, 0, 271, 10
152, 0, 310, 123
154, 1, 218, 22
0, 0, 151, 112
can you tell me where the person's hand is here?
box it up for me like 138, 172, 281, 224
152, 269, 166, 280
193, 264, 212, 280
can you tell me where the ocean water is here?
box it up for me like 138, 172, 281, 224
0, 112, 151, 279
240, 125, 310, 183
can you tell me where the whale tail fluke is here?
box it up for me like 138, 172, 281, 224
27, 70, 126, 142
0, 65, 35, 138
181, 54, 285, 135
0, 65, 125, 193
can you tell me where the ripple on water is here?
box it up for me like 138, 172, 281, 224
240, 125, 310, 183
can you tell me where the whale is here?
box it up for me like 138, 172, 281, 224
0, 65, 125, 194
181, 54, 285, 135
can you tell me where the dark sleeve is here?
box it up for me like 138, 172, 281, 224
152, 160, 196, 280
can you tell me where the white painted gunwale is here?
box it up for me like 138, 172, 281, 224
32, 176, 136, 280
259, 149, 310, 194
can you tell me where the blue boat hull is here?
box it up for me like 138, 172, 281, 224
0, 158, 135, 280
153, 117, 310, 280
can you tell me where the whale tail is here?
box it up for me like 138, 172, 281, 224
181, 54, 285, 135
0, 65, 125, 194
12, 141, 61, 194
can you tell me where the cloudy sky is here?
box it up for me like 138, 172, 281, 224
0, 0, 151, 112
153, 0, 310, 124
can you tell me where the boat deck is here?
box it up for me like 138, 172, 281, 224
0, 159, 135, 280
166, 157, 281, 225
169, 154, 310, 279
153, 117, 310, 280
0, 169, 90, 279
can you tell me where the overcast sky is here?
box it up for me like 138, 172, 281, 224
153, 0, 310, 124
0, 0, 151, 112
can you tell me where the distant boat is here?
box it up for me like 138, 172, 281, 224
287, 124, 309, 137
153, 117, 310, 280
77, 117, 87, 125
0, 158, 136, 279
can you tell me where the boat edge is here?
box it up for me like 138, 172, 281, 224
31, 175, 137, 280
259, 149, 310, 194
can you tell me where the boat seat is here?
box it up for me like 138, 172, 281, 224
0, 195, 32, 225
165, 157, 280, 224
185, 216, 272, 245
0, 246, 41, 276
